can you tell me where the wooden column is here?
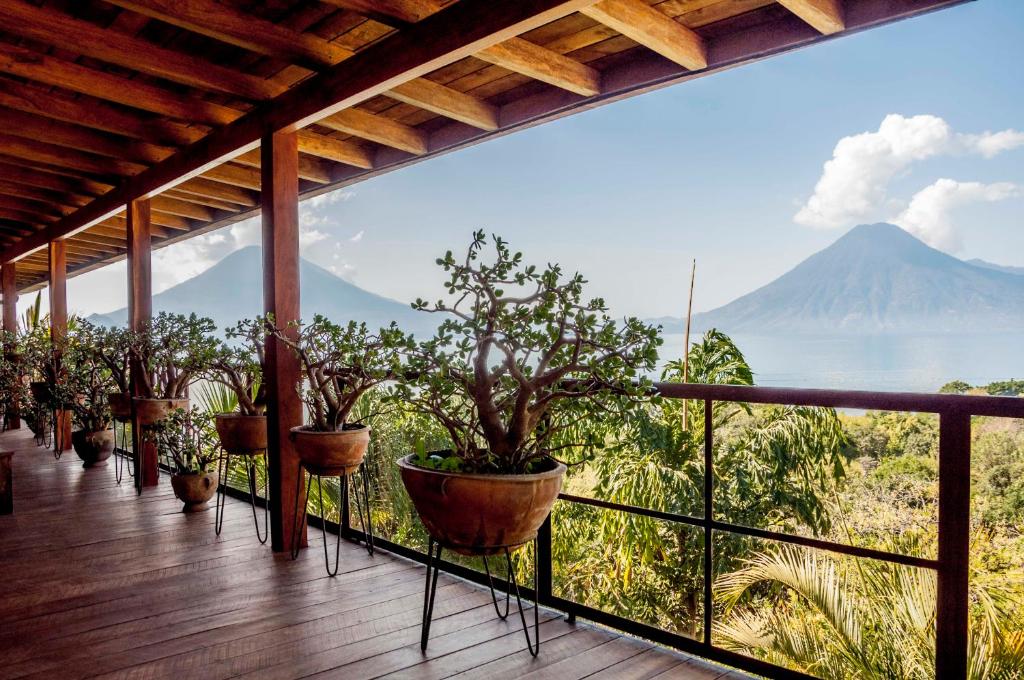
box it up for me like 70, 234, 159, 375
262, 131, 306, 553
936, 409, 971, 679
2, 262, 19, 429
127, 198, 158, 487
48, 240, 71, 451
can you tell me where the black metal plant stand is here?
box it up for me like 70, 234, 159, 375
290, 462, 374, 576
214, 448, 268, 544
113, 417, 134, 485
421, 538, 540, 657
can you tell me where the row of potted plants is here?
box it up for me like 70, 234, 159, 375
1, 233, 662, 561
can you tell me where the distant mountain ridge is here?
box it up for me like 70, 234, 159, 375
967, 259, 1024, 276
88, 246, 439, 337
656, 224, 1024, 334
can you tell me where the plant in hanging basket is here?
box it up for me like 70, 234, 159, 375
153, 407, 220, 512
395, 231, 661, 553
268, 314, 410, 475
128, 312, 218, 425
208, 318, 269, 455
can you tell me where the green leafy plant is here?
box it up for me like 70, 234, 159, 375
129, 312, 219, 399
269, 314, 409, 432
152, 407, 219, 474
397, 231, 661, 474
207, 318, 266, 416
92, 325, 132, 394
63, 321, 118, 432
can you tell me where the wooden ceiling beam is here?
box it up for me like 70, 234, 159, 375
477, 37, 601, 96
778, 0, 846, 34
98, 218, 174, 239
0, 108, 173, 165
0, 0, 604, 262
164, 189, 241, 213
0, 195, 65, 218
151, 197, 213, 222
234, 150, 333, 184
0, 133, 144, 179
201, 165, 262, 191
296, 131, 374, 169
581, 0, 708, 71
388, 79, 499, 131
175, 179, 257, 207
0, 78, 202, 147
101, 0, 353, 70
318, 0, 445, 25
0, 210, 41, 228
0, 159, 106, 198
318, 108, 428, 155
0, 2, 283, 100
0, 180, 88, 211
68, 232, 125, 250
0, 43, 239, 126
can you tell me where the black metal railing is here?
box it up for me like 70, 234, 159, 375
214, 384, 1024, 680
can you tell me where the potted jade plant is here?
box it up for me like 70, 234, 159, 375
156, 407, 219, 512
269, 315, 409, 475
208, 318, 267, 455
65, 322, 117, 467
129, 312, 218, 426
396, 232, 661, 555
93, 325, 132, 422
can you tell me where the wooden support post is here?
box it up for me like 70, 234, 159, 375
262, 131, 305, 553
2, 262, 19, 429
48, 240, 71, 451
936, 409, 971, 679
127, 199, 158, 487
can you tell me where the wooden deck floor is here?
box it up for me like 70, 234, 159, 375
0, 428, 744, 680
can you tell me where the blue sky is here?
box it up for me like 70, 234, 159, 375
56, 0, 1023, 320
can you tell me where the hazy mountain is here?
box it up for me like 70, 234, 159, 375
966, 259, 1024, 276
87, 246, 440, 337
656, 223, 1024, 334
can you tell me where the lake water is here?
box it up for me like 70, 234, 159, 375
660, 333, 1023, 393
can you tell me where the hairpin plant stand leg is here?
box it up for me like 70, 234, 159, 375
113, 419, 134, 485
291, 465, 374, 576
215, 450, 269, 544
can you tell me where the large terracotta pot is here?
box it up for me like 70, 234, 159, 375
132, 397, 188, 426
170, 471, 218, 513
215, 414, 267, 455
72, 429, 114, 468
289, 425, 369, 476
107, 392, 132, 421
397, 454, 566, 556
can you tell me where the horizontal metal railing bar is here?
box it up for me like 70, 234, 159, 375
557, 493, 938, 570
654, 382, 1024, 418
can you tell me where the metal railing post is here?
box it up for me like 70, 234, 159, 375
936, 409, 971, 680
536, 515, 553, 605
703, 398, 714, 645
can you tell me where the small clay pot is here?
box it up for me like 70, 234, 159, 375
107, 392, 132, 421
170, 471, 219, 513
289, 425, 369, 476
398, 454, 565, 556
214, 414, 268, 455
133, 397, 189, 426
72, 429, 114, 468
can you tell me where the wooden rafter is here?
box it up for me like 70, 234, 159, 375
0, 134, 143, 179
581, 0, 708, 71
318, 108, 428, 155
388, 79, 499, 131
477, 37, 601, 96
778, 0, 846, 34
234, 150, 333, 184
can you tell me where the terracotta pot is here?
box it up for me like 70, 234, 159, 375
72, 429, 114, 468
289, 425, 369, 476
397, 454, 566, 556
170, 471, 218, 513
132, 397, 189, 426
29, 381, 51, 403
107, 392, 132, 421
215, 414, 268, 455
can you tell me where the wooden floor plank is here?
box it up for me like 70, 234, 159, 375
0, 428, 745, 680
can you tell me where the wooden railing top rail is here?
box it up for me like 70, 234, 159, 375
653, 382, 1024, 418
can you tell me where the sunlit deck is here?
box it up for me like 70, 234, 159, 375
0, 428, 740, 680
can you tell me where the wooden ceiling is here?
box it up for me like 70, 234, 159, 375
0, 0, 969, 291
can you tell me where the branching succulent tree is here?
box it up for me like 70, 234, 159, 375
269, 315, 410, 432
63, 322, 117, 432
129, 313, 219, 399
398, 231, 662, 474
208, 318, 267, 416
92, 324, 131, 394
152, 407, 219, 474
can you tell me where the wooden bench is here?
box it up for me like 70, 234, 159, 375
0, 450, 13, 514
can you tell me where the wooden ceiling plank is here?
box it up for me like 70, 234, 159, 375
319, 0, 447, 25
0, 133, 144, 178
0, 1, 283, 100
101, 0, 353, 70
318, 107, 428, 155
0, 180, 87, 210
0, 108, 173, 165
477, 37, 601, 96
99, 217, 173, 238
175, 178, 257, 207
0, 78, 202, 147
164, 188, 241, 213
0, 43, 239, 126
234, 149, 333, 184
296, 131, 375, 169
151, 197, 213, 222
201, 164, 262, 191
68, 232, 125, 249
388, 79, 499, 130
0, 160, 103, 199
777, 0, 845, 34
581, 0, 708, 70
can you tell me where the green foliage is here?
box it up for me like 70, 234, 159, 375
209, 318, 267, 415
940, 380, 973, 394
399, 231, 661, 473
63, 320, 119, 431
985, 380, 1024, 397
152, 407, 219, 474
129, 312, 219, 399
196, 381, 239, 415
972, 422, 1024, 526
271, 314, 410, 431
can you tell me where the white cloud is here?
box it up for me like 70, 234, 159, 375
309, 189, 354, 208
892, 178, 1020, 251
349, 230, 364, 243
795, 114, 1024, 229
